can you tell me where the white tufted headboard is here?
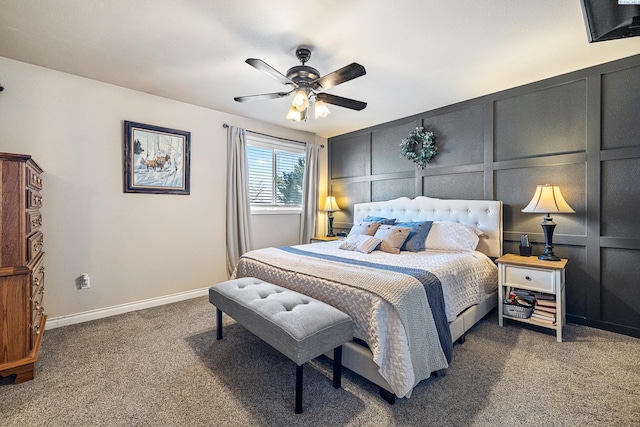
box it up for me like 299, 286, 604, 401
353, 196, 503, 258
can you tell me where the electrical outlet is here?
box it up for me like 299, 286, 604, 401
80, 273, 90, 289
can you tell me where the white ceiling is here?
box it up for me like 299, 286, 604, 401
1, 0, 639, 138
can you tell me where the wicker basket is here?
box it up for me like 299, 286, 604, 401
503, 303, 533, 319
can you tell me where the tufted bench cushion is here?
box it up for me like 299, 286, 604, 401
209, 277, 353, 413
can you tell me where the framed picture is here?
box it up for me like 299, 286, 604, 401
123, 121, 190, 195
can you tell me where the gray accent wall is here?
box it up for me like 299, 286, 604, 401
328, 54, 640, 338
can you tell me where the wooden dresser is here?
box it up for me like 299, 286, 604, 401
0, 152, 46, 383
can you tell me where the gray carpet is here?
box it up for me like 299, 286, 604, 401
1, 297, 638, 426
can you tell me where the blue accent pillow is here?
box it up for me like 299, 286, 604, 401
363, 215, 396, 225
395, 221, 434, 252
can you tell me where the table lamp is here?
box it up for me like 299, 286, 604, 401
522, 184, 574, 261
322, 196, 341, 237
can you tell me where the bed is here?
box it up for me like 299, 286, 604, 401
232, 196, 502, 400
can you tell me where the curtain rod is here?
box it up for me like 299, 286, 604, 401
222, 123, 324, 148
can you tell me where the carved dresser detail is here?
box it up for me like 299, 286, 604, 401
0, 152, 46, 383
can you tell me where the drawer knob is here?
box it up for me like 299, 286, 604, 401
525, 276, 532, 281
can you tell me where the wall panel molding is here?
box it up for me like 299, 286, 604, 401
328, 53, 640, 338
493, 152, 587, 171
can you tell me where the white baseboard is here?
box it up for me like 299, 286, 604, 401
46, 287, 210, 330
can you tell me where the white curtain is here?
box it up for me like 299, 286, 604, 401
299, 142, 321, 244
226, 126, 253, 277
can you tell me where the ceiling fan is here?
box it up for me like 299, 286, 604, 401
234, 47, 367, 121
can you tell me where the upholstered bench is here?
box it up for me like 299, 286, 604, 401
209, 277, 353, 414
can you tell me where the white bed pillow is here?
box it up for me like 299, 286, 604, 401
373, 225, 411, 254
339, 234, 382, 254
424, 221, 484, 252
347, 221, 381, 237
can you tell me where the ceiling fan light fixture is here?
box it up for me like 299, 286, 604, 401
235, 47, 367, 122
292, 89, 310, 111
314, 100, 330, 119
286, 105, 306, 122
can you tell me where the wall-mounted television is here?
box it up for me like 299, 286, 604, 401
581, 0, 640, 42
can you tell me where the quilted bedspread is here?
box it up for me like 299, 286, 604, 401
232, 241, 497, 398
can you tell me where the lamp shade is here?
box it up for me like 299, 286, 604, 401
322, 196, 340, 212
522, 185, 575, 214
522, 184, 574, 261
286, 106, 307, 122
292, 89, 310, 111
314, 100, 331, 119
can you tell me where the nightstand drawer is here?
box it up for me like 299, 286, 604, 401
505, 266, 554, 293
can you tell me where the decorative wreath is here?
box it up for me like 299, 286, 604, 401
400, 127, 437, 168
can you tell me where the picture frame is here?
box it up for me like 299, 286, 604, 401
123, 121, 191, 195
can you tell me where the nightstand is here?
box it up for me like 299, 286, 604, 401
310, 236, 339, 243
497, 254, 568, 342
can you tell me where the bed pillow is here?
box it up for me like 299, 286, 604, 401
339, 234, 382, 254
347, 221, 381, 237
424, 221, 484, 252
373, 225, 412, 254
363, 215, 396, 225
394, 220, 433, 252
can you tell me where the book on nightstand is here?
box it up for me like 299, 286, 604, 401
534, 301, 556, 313
536, 299, 556, 307
531, 306, 556, 323
534, 306, 556, 315
531, 312, 556, 324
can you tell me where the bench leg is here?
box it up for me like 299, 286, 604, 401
333, 345, 343, 389
216, 308, 223, 340
295, 364, 304, 414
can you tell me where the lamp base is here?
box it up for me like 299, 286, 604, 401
538, 254, 561, 261
327, 214, 335, 237
539, 215, 560, 261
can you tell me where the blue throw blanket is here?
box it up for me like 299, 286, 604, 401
279, 246, 453, 364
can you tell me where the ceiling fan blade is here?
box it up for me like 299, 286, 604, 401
316, 93, 367, 111
234, 92, 291, 102
246, 58, 295, 86
312, 63, 366, 90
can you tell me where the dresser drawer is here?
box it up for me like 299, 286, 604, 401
30, 252, 46, 350
31, 255, 45, 296
26, 211, 43, 236
31, 313, 44, 348
26, 189, 43, 209
504, 265, 554, 293
31, 291, 44, 322
27, 231, 44, 262
31, 275, 45, 302
26, 164, 43, 191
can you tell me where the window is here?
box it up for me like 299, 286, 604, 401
246, 134, 306, 212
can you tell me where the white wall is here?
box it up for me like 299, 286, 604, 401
251, 214, 301, 249
0, 56, 325, 321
